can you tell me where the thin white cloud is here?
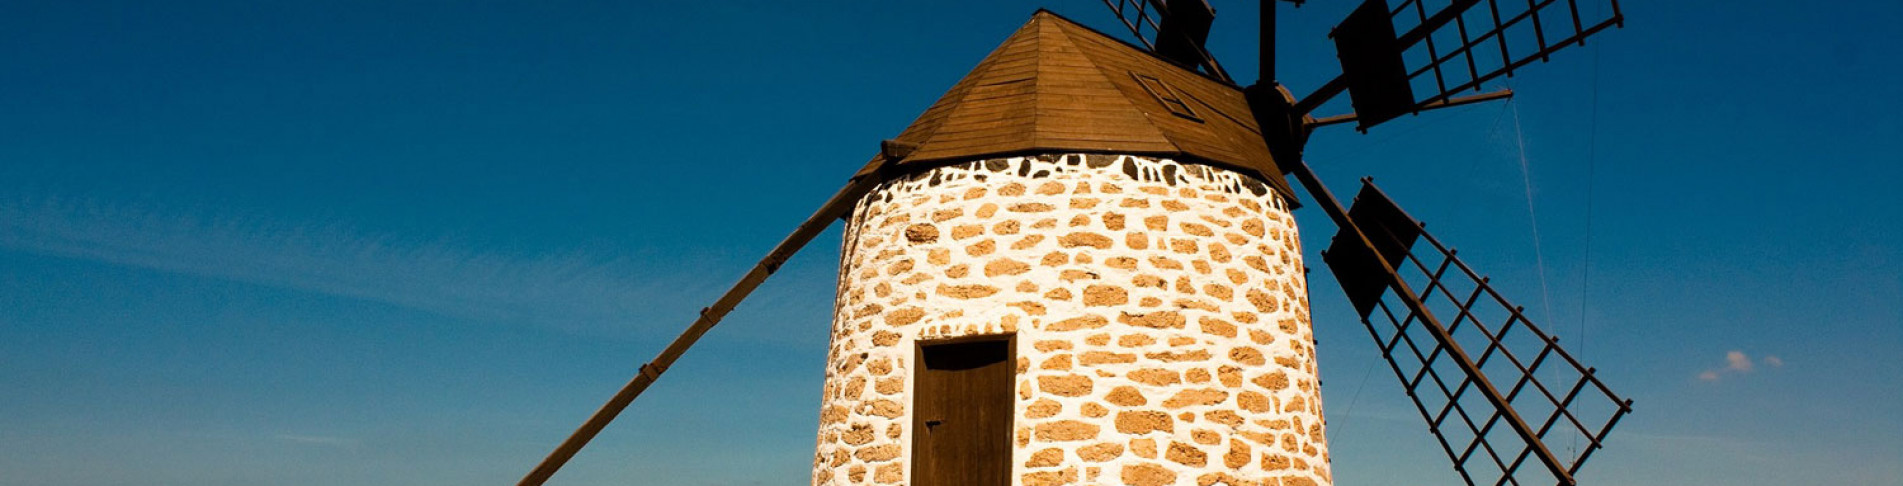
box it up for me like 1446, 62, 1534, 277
1698, 349, 1783, 383
1726, 350, 1754, 372
0, 197, 732, 334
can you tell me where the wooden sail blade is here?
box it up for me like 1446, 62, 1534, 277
1330, 0, 1418, 129
517, 175, 879, 486
1322, 179, 1423, 318
1149, 0, 1217, 74
1097, 0, 1232, 82
1101, 0, 1164, 51
1320, 180, 1632, 486
1307, 0, 1621, 130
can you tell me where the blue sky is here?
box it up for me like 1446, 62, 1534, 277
1, 1, 1897, 485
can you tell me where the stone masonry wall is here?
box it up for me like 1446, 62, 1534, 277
813, 154, 1330, 486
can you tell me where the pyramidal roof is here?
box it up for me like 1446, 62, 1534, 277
859, 10, 1292, 197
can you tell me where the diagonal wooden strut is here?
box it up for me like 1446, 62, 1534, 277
517, 176, 879, 486
1285, 159, 1576, 485
1307, 88, 1513, 128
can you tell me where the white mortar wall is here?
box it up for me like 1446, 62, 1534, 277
813, 154, 1330, 486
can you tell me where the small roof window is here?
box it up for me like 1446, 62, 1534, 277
1132, 73, 1202, 122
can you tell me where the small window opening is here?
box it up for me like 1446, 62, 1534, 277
1132, 73, 1203, 122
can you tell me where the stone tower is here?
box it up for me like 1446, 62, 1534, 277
812, 11, 1330, 486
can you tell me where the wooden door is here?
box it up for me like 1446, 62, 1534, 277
911, 337, 1014, 486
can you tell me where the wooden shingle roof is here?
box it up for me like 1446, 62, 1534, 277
857, 10, 1293, 198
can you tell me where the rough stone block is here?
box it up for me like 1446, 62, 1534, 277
1114, 410, 1174, 434
1120, 463, 1177, 486
1035, 420, 1102, 442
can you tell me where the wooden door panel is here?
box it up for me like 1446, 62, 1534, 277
912, 337, 1013, 486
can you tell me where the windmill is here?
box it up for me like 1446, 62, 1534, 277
516, 1, 1632, 485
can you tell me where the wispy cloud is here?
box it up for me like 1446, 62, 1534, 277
275, 434, 360, 448
1698, 350, 1784, 382
0, 197, 734, 334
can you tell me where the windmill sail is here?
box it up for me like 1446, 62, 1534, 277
1322, 181, 1631, 486
1099, 0, 1231, 82
1391, 0, 1624, 104
1324, 0, 1623, 129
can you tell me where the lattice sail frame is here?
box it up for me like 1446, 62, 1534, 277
1323, 181, 1631, 486
1102, 0, 1166, 50
1326, 0, 1623, 129
1391, 0, 1624, 105
1099, 0, 1232, 82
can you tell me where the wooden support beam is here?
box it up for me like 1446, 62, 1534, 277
516, 176, 878, 486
